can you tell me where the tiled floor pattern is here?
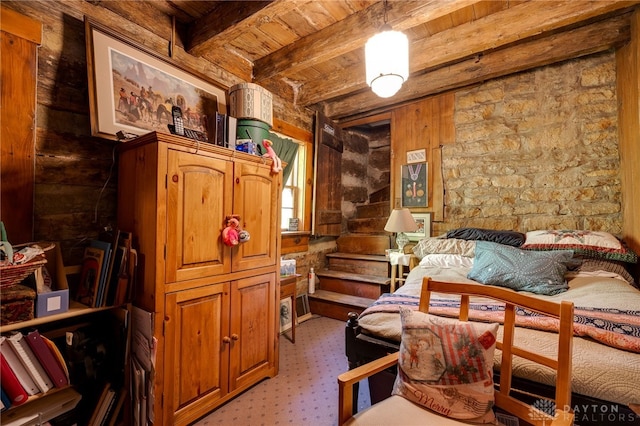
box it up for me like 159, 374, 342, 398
194, 315, 371, 426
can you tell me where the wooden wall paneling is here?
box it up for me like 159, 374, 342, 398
0, 7, 41, 244
617, 7, 640, 278
390, 94, 454, 222
391, 100, 423, 209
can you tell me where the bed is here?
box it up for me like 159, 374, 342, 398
345, 229, 640, 425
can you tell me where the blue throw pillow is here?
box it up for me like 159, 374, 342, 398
468, 241, 573, 295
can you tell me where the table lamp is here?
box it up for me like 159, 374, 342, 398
384, 208, 418, 251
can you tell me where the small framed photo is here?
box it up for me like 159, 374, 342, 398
406, 149, 426, 163
280, 298, 293, 333
406, 213, 431, 241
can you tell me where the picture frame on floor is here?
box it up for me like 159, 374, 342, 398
280, 298, 293, 333
296, 294, 313, 323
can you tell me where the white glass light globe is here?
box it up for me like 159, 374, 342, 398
365, 28, 409, 98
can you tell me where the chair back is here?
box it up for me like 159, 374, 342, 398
420, 278, 574, 426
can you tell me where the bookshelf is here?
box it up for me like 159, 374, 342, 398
0, 301, 113, 334
1, 387, 81, 426
1, 264, 130, 425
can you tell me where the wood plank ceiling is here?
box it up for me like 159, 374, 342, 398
96, 0, 639, 123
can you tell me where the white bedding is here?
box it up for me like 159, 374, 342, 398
357, 265, 640, 406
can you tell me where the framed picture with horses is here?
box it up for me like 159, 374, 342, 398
85, 17, 227, 141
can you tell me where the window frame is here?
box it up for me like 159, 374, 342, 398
272, 119, 313, 237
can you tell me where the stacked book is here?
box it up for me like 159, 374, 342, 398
0, 330, 87, 425
0, 330, 69, 410
75, 231, 137, 309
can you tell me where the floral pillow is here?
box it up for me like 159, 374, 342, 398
419, 253, 474, 269
521, 230, 638, 263
412, 237, 476, 260
392, 307, 498, 423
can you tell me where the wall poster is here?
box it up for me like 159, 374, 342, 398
401, 162, 428, 208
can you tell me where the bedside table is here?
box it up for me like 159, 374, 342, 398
388, 252, 412, 292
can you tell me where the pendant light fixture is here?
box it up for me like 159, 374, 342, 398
365, 0, 409, 98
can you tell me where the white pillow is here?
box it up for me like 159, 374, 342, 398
419, 253, 474, 269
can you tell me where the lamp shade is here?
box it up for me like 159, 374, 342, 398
384, 208, 418, 233
365, 25, 409, 98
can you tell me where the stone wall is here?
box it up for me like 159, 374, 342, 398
367, 126, 391, 198
340, 126, 391, 225
441, 51, 621, 235
341, 131, 370, 230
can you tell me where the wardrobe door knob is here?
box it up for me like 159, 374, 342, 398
231, 334, 239, 341
223, 336, 231, 343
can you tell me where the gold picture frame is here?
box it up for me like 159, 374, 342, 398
85, 18, 227, 140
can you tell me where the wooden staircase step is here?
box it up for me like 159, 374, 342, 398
308, 290, 374, 321
347, 217, 389, 234
369, 186, 390, 204
326, 252, 388, 262
336, 234, 392, 255
316, 269, 389, 299
355, 201, 390, 218
326, 252, 388, 276
316, 269, 389, 285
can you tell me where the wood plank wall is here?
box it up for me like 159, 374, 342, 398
390, 93, 455, 222
0, 8, 41, 243
617, 8, 640, 276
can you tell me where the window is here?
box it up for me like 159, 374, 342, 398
271, 132, 308, 231
281, 147, 300, 229
269, 119, 313, 235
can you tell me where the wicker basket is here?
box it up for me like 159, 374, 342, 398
0, 243, 52, 289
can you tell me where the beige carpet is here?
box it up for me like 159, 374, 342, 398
193, 315, 371, 426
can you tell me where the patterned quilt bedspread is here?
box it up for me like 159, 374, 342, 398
356, 265, 640, 405
360, 292, 640, 353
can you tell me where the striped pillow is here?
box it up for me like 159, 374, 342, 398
522, 230, 637, 264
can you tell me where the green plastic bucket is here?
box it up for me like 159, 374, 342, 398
237, 119, 271, 151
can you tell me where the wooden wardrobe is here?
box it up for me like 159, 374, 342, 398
117, 132, 282, 425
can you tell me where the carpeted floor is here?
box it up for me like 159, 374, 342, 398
193, 315, 371, 426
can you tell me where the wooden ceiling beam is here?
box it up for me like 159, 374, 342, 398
253, 0, 481, 82
297, 0, 638, 106
187, 0, 305, 58
94, 0, 178, 45
323, 12, 631, 119
187, 1, 273, 56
